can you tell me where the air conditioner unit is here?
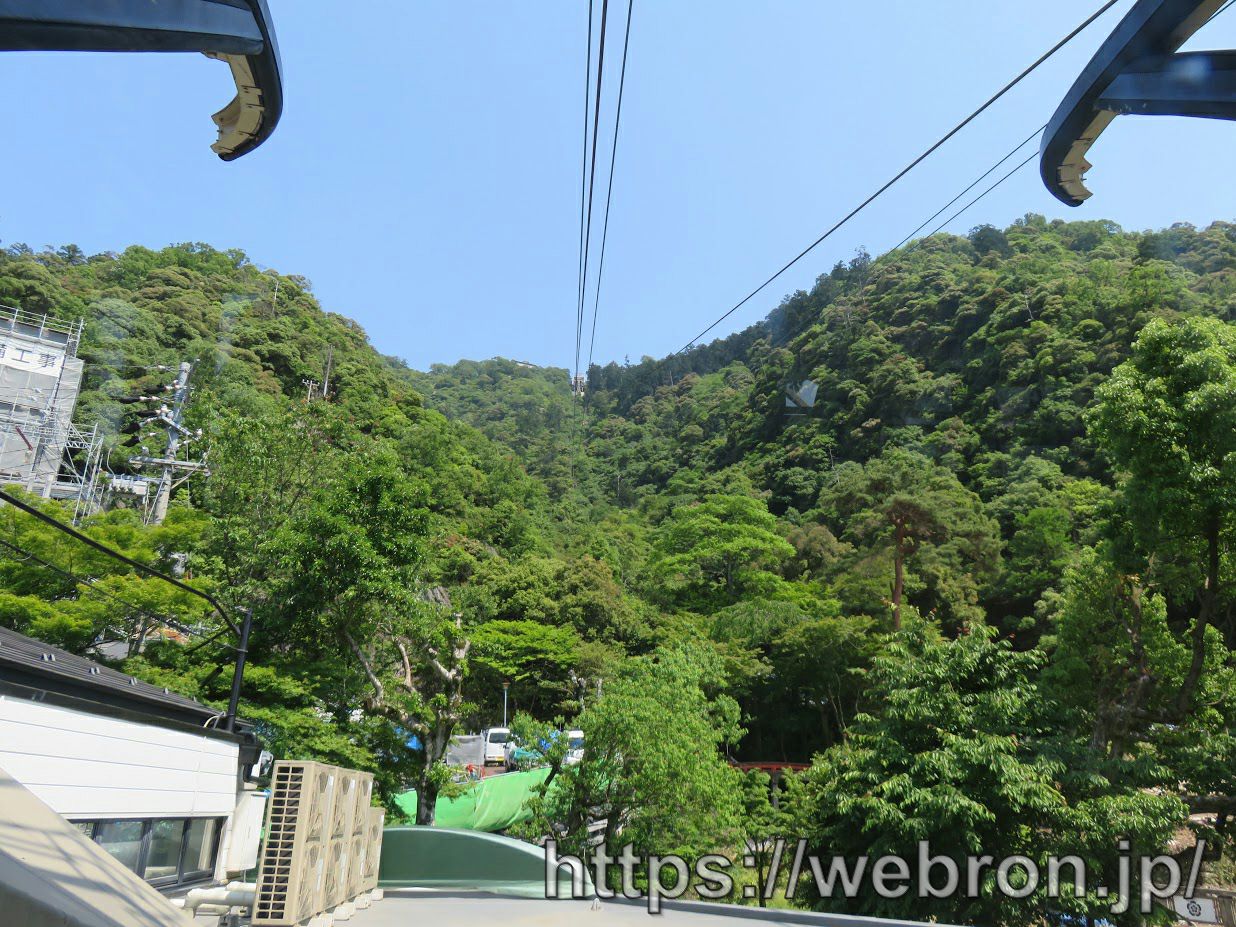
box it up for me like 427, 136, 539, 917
252, 761, 383, 922
252, 760, 339, 926
322, 837, 351, 911
361, 806, 385, 894
353, 772, 374, 837
343, 772, 375, 901
296, 839, 328, 923
303, 764, 338, 846
329, 770, 359, 844
347, 833, 368, 901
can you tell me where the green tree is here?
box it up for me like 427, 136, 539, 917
1046, 547, 1190, 757
818, 448, 999, 629
770, 613, 877, 750
469, 619, 581, 718
0, 497, 213, 652
1088, 316, 1236, 717
1043, 551, 1236, 872
797, 625, 1182, 926
194, 403, 342, 610
650, 494, 795, 611
737, 768, 796, 907
278, 448, 470, 821
710, 599, 875, 758
538, 646, 743, 867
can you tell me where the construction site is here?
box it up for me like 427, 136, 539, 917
0, 302, 206, 526
0, 304, 104, 517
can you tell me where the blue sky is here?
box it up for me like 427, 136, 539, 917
1, 1, 1234, 371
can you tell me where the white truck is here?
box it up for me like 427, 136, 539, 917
482, 727, 510, 766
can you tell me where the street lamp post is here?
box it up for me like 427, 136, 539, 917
502, 680, 510, 728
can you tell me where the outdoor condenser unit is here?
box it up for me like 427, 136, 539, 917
360, 806, 386, 895
253, 760, 338, 926
324, 769, 360, 910
322, 839, 350, 913
329, 770, 360, 843
254, 761, 384, 924
354, 773, 375, 833
347, 774, 377, 898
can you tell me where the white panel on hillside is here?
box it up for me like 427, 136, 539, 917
0, 695, 238, 818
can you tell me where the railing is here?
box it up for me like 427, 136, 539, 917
0, 304, 83, 355
0, 415, 95, 455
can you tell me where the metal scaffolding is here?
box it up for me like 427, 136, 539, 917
0, 304, 105, 516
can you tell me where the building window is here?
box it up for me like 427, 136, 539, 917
71, 817, 223, 888
95, 820, 144, 873
145, 819, 184, 882
183, 818, 219, 880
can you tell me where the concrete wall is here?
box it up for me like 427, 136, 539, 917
0, 693, 238, 819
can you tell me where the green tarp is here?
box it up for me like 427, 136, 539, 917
395, 767, 552, 832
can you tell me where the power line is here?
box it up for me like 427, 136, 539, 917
0, 488, 254, 731
0, 535, 209, 645
576, 0, 612, 383
181, 624, 234, 655
573, 0, 596, 386
924, 149, 1040, 240
893, 125, 1046, 252
586, 0, 635, 373
674, 0, 1123, 354
0, 488, 238, 636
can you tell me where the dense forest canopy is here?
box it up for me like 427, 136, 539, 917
2, 215, 1235, 923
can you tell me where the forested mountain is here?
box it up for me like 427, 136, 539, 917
2, 216, 1235, 923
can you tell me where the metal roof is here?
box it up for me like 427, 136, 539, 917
0, 625, 220, 724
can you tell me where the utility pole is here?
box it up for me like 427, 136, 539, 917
301, 347, 335, 404
321, 345, 333, 400
224, 607, 253, 733
131, 360, 208, 524
154, 362, 188, 524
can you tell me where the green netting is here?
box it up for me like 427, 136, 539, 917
395, 767, 552, 831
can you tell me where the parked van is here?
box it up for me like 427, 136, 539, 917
482, 727, 509, 766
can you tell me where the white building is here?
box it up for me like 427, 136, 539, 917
0, 625, 266, 893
